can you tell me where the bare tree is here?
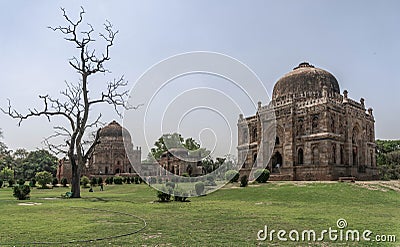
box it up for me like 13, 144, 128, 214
1, 7, 134, 198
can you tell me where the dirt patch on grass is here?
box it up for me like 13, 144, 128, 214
354, 180, 400, 192
142, 232, 162, 240
18, 202, 42, 206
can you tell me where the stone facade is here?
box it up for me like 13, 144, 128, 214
57, 121, 141, 181
158, 148, 203, 176
238, 62, 378, 181
87, 120, 141, 176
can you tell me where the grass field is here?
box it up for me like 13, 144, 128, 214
0, 181, 399, 246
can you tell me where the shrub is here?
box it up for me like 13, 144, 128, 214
113, 176, 123, 185
149, 177, 157, 184
225, 170, 239, 183
52, 178, 58, 187
29, 178, 37, 187
195, 182, 205, 196
254, 169, 270, 183
0, 179, 3, 188
126, 177, 131, 184
35, 171, 52, 188
8, 178, 15, 187
157, 186, 172, 202
240, 175, 248, 187
182, 173, 189, 177
90, 177, 97, 187
17, 178, 25, 186
80, 176, 90, 188
13, 185, 31, 200
190, 177, 196, 183
157, 177, 163, 184
166, 181, 175, 189
105, 177, 114, 185
173, 188, 188, 202
206, 174, 215, 182
97, 177, 103, 186
181, 177, 189, 183
61, 177, 68, 187
204, 180, 217, 186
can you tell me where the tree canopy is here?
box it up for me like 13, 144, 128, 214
149, 133, 210, 160
376, 139, 400, 180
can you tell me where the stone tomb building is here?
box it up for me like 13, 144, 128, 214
57, 121, 141, 182
238, 62, 378, 181
87, 120, 141, 176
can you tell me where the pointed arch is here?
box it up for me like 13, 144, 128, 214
297, 148, 304, 165
312, 146, 319, 165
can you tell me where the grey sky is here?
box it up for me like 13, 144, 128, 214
1, 1, 399, 158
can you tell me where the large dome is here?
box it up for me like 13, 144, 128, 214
99, 120, 131, 140
272, 62, 340, 100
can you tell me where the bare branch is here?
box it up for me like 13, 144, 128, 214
83, 127, 102, 161
1, 97, 75, 128
3, 6, 139, 198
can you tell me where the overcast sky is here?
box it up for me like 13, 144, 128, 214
1, 1, 399, 159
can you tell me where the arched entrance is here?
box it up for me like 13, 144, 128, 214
271, 151, 282, 173
115, 168, 121, 174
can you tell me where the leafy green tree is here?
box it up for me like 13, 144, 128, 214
150, 133, 210, 160
35, 171, 53, 188
12, 148, 28, 180
376, 140, 400, 180
1, 167, 14, 181
0, 129, 8, 157
0, 131, 13, 179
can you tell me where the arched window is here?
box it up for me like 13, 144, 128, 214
275, 136, 280, 145
252, 127, 257, 142
352, 127, 359, 144
297, 119, 304, 136
340, 145, 344, 164
242, 129, 248, 143
253, 153, 257, 167
271, 152, 283, 173
298, 148, 304, 165
331, 115, 335, 133
312, 115, 319, 133
332, 144, 336, 164
370, 127, 374, 142
105, 167, 109, 174
353, 147, 358, 166
312, 146, 319, 165
370, 150, 374, 167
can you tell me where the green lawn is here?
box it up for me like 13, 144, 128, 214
0, 181, 399, 246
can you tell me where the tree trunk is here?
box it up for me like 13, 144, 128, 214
70, 158, 81, 198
